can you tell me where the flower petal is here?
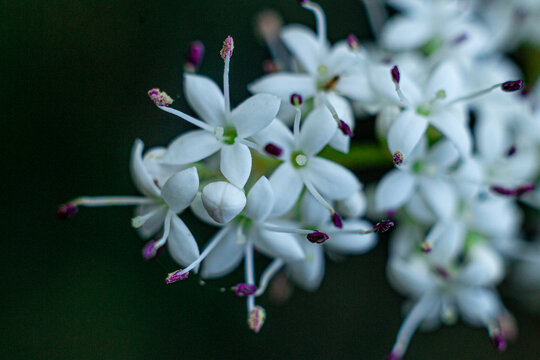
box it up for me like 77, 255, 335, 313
245, 177, 274, 221
130, 139, 161, 197
418, 177, 456, 220
299, 106, 336, 156
220, 143, 252, 188
250, 118, 295, 160
375, 169, 416, 213
387, 257, 436, 298
161, 167, 199, 213
458, 245, 504, 287
387, 110, 428, 159
456, 288, 501, 327
305, 157, 360, 200
300, 191, 328, 226
248, 73, 316, 102
269, 163, 304, 216
201, 227, 244, 279
381, 16, 432, 51
287, 241, 325, 291
427, 220, 466, 265
324, 219, 377, 254
255, 228, 305, 261
167, 215, 200, 268
230, 94, 281, 138
429, 107, 471, 158
280, 24, 321, 75
184, 73, 225, 126
134, 204, 167, 239
324, 93, 354, 153
163, 130, 221, 165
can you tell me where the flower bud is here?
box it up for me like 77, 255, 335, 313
201, 181, 246, 224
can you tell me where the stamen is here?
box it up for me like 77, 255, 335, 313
393, 151, 404, 166
152, 212, 173, 249
319, 93, 345, 127
490, 184, 534, 197
158, 105, 215, 132
372, 220, 395, 233
148, 88, 174, 106
264, 143, 283, 157
244, 241, 256, 314
261, 223, 317, 235
247, 306, 266, 333
233, 283, 258, 296
221, 36, 234, 115
254, 259, 285, 297
506, 145, 517, 157
301, 174, 337, 215
290, 93, 303, 107
131, 206, 163, 228
307, 231, 329, 244
331, 212, 343, 229
347, 34, 360, 51
390, 65, 408, 104
68, 196, 157, 207
501, 80, 523, 92
142, 240, 162, 260
57, 203, 78, 220
184, 41, 205, 72
166, 227, 231, 281
299, 1, 327, 50
338, 119, 353, 137
490, 329, 507, 352
516, 183, 535, 196
166, 270, 189, 284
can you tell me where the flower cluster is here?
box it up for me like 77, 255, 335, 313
59, 0, 540, 358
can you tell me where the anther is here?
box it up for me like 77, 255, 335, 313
148, 88, 174, 106
220, 36, 234, 61
290, 93, 303, 107
184, 41, 205, 72
331, 212, 343, 229
248, 306, 267, 333
501, 80, 523, 92
57, 203, 78, 220
373, 220, 395, 233
391, 65, 400, 84
420, 241, 432, 253
233, 283, 258, 296
338, 119, 353, 137
347, 34, 360, 51
165, 270, 189, 284
307, 231, 329, 244
393, 151, 404, 166
264, 143, 283, 157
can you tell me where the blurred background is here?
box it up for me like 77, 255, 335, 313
3, 0, 540, 358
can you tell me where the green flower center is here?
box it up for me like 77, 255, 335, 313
291, 150, 308, 168
221, 125, 238, 145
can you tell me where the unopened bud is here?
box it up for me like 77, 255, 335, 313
201, 181, 247, 224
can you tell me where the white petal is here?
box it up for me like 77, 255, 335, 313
426, 139, 459, 170
134, 204, 167, 239
245, 177, 274, 221
458, 245, 504, 287
201, 181, 246, 224
250, 118, 295, 160
220, 143, 252, 188
381, 16, 432, 51
335, 73, 372, 102
280, 24, 321, 75
184, 73, 225, 126
255, 228, 305, 261
324, 219, 377, 254
286, 241, 324, 291
189, 193, 221, 226
163, 130, 221, 165
387, 257, 436, 298
429, 108, 471, 158
418, 177, 456, 220
325, 93, 354, 153
405, 193, 437, 225
130, 139, 160, 197
201, 227, 244, 279
475, 117, 507, 160
248, 73, 316, 102
161, 167, 199, 213
305, 157, 360, 200
427, 220, 466, 265
336, 190, 367, 218
456, 288, 501, 327
299, 106, 337, 156
142, 147, 183, 187
269, 163, 303, 216
300, 191, 328, 226
387, 110, 428, 159
230, 94, 281, 138
374, 169, 416, 213
167, 215, 200, 268
426, 62, 463, 102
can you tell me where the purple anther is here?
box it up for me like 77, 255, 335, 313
420, 242, 432, 253
452, 33, 468, 45
165, 270, 189, 284
393, 151, 404, 166
331, 212, 343, 229
391, 65, 400, 84
506, 145, 517, 157
290, 93, 303, 107
142, 240, 157, 260
185, 41, 205, 68
234, 283, 258, 296
501, 80, 523, 92
347, 34, 360, 50
491, 333, 507, 352
373, 220, 395, 233
264, 143, 283, 157
435, 266, 450, 280
386, 352, 402, 360
338, 119, 353, 137
516, 183, 535, 196
57, 203, 78, 220
148, 88, 173, 106
491, 185, 517, 196
307, 231, 329, 244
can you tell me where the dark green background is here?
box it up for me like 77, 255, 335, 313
3, 1, 539, 359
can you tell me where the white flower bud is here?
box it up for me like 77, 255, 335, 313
201, 181, 246, 224
337, 190, 366, 218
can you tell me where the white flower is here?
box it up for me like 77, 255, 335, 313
153, 37, 280, 189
